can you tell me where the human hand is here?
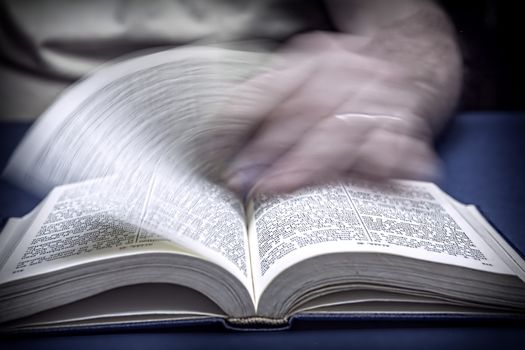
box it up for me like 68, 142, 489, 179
222, 32, 442, 194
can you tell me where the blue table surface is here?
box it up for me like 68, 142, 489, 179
1, 112, 524, 349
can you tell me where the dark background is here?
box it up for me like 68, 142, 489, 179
439, 0, 525, 111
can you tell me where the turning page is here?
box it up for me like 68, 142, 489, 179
248, 179, 515, 297
2, 46, 267, 197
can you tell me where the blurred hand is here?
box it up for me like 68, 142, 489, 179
222, 32, 441, 194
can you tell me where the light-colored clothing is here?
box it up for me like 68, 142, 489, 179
0, 0, 331, 120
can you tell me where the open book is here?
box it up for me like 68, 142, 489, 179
1, 46, 524, 331
1, 176, 525, 331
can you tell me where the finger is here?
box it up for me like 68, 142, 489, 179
281, 31, 341, 54
220, 57, 316, 131
250, 115, 378, 193
226, 57, 356, 191
225, 52, 431, 192
332, 73, 434, 141
228, 78, 421, 192
212, 59, 315, 187
350, 128, 440, 181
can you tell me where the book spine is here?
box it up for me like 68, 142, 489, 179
225, 317, 290, 331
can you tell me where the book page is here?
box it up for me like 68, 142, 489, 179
140, 169, 252, 286
7, 284, 226, 330
0, 204, 42, 271
248, 179, 515, 297
459, 205, 525, 282
0, 173, 251, 291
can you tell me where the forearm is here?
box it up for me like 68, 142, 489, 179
327, 0, 462, 134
